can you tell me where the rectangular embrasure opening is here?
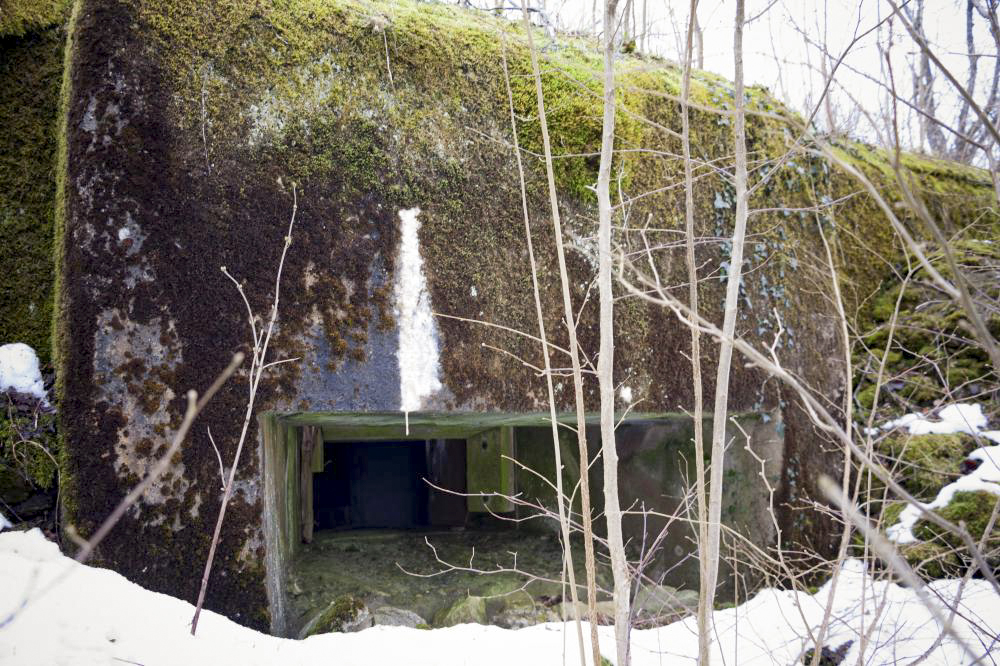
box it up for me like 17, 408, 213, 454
260, 411, 782, 637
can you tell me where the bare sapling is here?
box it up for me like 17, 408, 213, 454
191, 185, 300, 635
677, 0, 712, 662
596, 0, 630, 664
520, 3, 603, 664
807, 214, 856, 666
501, 46, 587, 663
701, 0, 752, 650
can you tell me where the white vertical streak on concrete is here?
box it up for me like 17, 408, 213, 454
393, 208, 442, 432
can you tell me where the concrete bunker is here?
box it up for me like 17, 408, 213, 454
260, 411, 784, 636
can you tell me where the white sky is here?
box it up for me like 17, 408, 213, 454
476, 1, 997, 156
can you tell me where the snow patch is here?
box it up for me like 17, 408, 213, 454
619, 386, 633, 403
880, 403, 1000, 543
0, 512, 10, 532
0, 530, 997, 665
881, 403, 987, 436
392, 208, 442, 425
0, 343, 47, 402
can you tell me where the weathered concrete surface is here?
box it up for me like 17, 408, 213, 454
43, 0, 997, 633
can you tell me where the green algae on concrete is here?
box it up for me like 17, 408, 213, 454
0, 0, 69, 37
0, 25, 65, 362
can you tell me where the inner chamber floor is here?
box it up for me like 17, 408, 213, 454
286, 527, 614, 633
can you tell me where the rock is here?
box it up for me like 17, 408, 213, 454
0, 467, 31, 506
13, 493, 53, 520
523, 579, 565, 600
486, 592, 558, 629
632, 585, 698, 628
297, 595, 372, 638
434, 595, 487, 627
556, 600, 616, 624
803, 640, 853, 665
492, 606, 560, 629
372, 606, 425, 628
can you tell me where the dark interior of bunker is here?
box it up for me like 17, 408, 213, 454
260, 411, 783, 637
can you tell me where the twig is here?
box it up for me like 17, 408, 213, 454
190, 185, 299, 635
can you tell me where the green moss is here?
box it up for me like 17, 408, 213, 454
0, 0, 69, 37
51, 0, 80, 531
881, 500, 906, 529
301, 594, 366, 637
854, 238, 999, 416
911, 491, 1000, 576
857, 384, 878, 411
900, 540, 964, 579
0, 394, 59, 490
917, 491, 1000, 542
0, 26, 65, 363
877, 433, 974, 501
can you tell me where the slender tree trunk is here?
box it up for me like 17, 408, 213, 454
597, 1, 629, 665
681, 0, 712, 664
694, 12, 704, 70
501, 48, 587, 664
703, 0, 750, 648
641, 0, 647, 53
520, 4, 602, 664
808, 216, 855, 666
679, 2, 711, 662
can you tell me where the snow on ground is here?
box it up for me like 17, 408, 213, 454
0, 514, 9, 532
1, 530, 998, 665
0, 343, 47, 403
392, 207, 442, 428
881, 403, 1000, 442
879, 403, 1000, 543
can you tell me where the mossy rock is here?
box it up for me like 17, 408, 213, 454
913, 490, 1000, 575
876, 433, 975, 501
881, 500, 907, 529
856, 384, 879, 411
900, 540, 964, 580
434, 595, 487, 627
298, 595, 371, 638
855, 240, 999, 417
915, 491, 1000, 543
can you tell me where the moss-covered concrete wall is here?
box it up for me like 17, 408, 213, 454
33, 0, 997, 632
0, 18, 66, 363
